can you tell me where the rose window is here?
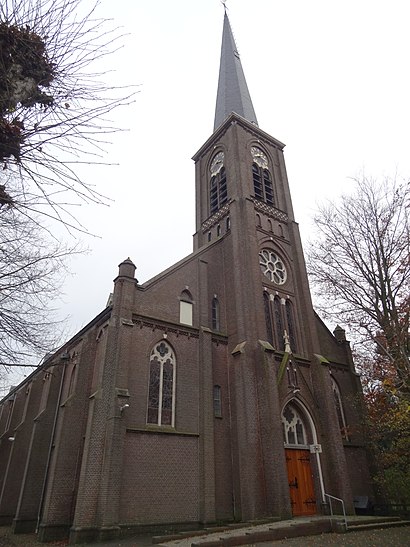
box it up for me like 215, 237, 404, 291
259, 249, 287, 284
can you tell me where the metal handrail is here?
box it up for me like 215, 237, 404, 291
324, 493, 348, 531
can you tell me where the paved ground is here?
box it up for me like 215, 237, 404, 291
1, 523, 409, 547
249, 526, 410, 546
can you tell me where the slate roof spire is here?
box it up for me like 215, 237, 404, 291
214, 11, 258, 131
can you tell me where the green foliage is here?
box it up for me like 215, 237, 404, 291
364, 375, 410, 504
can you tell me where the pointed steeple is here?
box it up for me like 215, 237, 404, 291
214, 12, 258, 131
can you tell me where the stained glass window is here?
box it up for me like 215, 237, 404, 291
147, 342, 176, 427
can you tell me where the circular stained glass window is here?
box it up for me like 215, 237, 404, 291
259, 249, 287, 284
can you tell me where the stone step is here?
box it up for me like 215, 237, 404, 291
347, 520, 410, 533
190, 520, 332, 546
347, 516, 400, 526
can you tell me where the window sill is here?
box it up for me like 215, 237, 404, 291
126, 426, 199, 437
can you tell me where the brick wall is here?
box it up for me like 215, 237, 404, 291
120, 431, 199, 524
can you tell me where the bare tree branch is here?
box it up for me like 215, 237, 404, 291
307, 176, 410, 392
0, 0, 137, 229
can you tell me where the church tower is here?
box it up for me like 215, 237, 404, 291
192, 11, 366, 520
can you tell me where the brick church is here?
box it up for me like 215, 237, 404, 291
0, 11, 373, 544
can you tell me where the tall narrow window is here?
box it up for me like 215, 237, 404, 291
274, 296, 284, 350
180, 290, 193, 325
253, 164, 275, 206
209, 152, 228, 215
285, 300, 297, 353
251, 146, 275, 206
263, 170, 274, 206
212, 297, 220, 331
213, 385, 222, 417
331, 377, 349, 440
263, 292, 273, 345
253, 163, 263, 201
68, 363, 77, 397
147, 341, 176, 427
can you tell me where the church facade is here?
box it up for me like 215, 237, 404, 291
0, 13, 373, 544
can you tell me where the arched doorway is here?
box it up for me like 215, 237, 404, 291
282, 402, 317, 516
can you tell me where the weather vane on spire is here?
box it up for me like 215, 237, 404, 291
221, 0, 228, 13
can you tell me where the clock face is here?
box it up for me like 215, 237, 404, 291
210, 151, 224, 176
259, 249, 287, 284
251, 146, 268, 169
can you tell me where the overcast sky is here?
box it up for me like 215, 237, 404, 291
5, 0, 410, 389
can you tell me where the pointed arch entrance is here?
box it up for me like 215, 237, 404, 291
282, 401, 317, 516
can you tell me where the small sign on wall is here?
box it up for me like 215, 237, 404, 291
310, 444, 322, 454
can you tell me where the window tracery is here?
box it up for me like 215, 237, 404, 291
282, 404, 307, 446
147, 341, 176, 427
259, 249, 287, 284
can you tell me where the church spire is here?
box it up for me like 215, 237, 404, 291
214, 11, 258, 131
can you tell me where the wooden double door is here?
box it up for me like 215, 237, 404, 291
285, 448, 316, 516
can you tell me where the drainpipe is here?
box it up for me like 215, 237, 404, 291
36, 355, 68, 533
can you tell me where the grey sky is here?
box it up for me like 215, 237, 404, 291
5, 0, 410, 389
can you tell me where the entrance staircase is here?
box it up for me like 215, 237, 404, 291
153, 515, 410, 546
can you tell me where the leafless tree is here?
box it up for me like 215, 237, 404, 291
0, 207, 81, 370
307, 176, 410, 393
0, 0, 136, 374
0, 0, 136, 229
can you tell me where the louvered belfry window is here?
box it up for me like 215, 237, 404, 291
251, 146, 275, 206
209, 151, 228, 215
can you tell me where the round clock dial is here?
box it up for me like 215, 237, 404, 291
259, 249, 287, 284
251, 146, 268, 169
210, 151, 224, 176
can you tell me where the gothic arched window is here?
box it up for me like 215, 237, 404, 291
274, 296, 284, 350
211, 297, 220, 331
282, 404, 308, 446
251, 146, 275, 206
285, 300, 297, 353
210, 152, 228, 215
213, 385, 222, 417
331, 377, 349, 440
147, 341, 176, 427
263, 292, 273, 345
